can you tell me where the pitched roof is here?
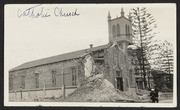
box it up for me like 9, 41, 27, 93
9, 44, 108, 72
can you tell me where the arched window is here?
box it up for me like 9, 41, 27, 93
21, 75, 25, 89
117, 24, 120, 37
112, 25, 116, 38
35, 72, 39, 88
126, 24, 130, 38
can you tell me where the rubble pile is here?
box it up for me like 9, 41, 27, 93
136, 89, 151, 101
62, 74, 142, 102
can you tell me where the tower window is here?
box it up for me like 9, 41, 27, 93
127, 25, 130, 38
112, 25, 116, 38
117, 24, 120, 37
126, 24, 130, 38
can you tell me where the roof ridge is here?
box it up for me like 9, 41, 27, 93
9, 44, 108, 72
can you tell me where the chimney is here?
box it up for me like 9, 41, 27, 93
90, 44, 93, 49
121, 8, 124, 17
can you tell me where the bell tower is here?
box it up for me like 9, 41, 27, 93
108, 8, 133, 51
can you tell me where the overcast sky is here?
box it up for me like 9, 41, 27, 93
5, 4, 176, 74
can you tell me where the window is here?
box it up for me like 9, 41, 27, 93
117, 24, 120, 37
112, 25, 116, 38
127, 25, 130, 38
116, 70, 121, 77
126, 24, 130, 38
125, 24, 128, 36
72, 68, 77, 86
127, 25, 130, 34
129, 69, 133, 85
52, 70, 56, 86
9, 74, 13, 90
21, 75, 25, 89
35, 72, 39, 88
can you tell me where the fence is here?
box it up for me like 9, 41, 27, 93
9, 86, 77, 102
159, 92, 173, 100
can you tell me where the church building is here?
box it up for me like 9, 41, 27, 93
9, 8, 136, 101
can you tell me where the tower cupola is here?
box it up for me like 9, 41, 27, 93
108, 8, 133, 51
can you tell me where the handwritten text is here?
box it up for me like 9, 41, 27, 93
17, 4, 80, 19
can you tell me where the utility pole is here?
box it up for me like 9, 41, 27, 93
20, 87, 22, 99
55, 68, 71, 99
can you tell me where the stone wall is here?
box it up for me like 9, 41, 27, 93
108, 16, 132, 44
105, 45, 128, 90
104, 44, 136, 93
9, 58, 83, 91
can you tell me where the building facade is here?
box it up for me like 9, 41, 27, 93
9, 8, 137, 101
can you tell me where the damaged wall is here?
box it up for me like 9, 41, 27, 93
104, 44, 136, 93
84, 55, 94, 77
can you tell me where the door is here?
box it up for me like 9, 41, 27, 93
117, 77, 123, 91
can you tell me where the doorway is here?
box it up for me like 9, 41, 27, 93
117, 77, 123, 91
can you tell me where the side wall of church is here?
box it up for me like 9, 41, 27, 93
9, 58, 84, 91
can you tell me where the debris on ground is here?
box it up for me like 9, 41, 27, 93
14, 73, 151, 102
136, 89, 151, 101
60, 74, 146, 102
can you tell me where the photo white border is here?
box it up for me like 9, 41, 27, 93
4, 3, 177, 107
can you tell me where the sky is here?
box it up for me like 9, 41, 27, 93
5, 3, 176, 76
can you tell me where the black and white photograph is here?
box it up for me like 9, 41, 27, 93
4, 4, 177, 107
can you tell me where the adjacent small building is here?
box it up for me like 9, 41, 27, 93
9, 8, 137, 101
152, 70, 173, 92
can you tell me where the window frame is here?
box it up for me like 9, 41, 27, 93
72, 67, 77, 86
112, 25, 116, 38
117, 24, 120, 37
21, 75, 25, 89
52, 70, 56, 86
35, 72, 39, 88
